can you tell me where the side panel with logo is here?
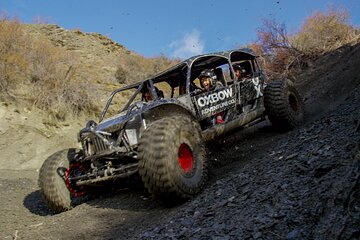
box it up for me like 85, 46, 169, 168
192, 86, 236, 120
241, 76, 264, 105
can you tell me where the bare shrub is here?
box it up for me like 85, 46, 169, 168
253, 8, 360, 81
257, 18, 294, 53
255, 18, 302, 80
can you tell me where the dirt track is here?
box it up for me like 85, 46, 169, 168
1, 43, 360, 239
0, 121, 287, 240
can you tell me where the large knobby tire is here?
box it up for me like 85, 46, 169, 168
38, 148, 87, 213
138, 115, 207, 203
264, 79, 304, 130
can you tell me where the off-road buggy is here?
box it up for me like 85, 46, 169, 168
39, 49, 304, 213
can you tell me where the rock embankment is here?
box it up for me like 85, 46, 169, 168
141, 83, 360, 239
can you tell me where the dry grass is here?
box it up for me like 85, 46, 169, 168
0, 17, 98, 120
115, 54, 178, 84
0, 17, 29, 94
0, 17, 178, 121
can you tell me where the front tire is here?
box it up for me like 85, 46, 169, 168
264, 79, 304, 129
38, 148, 87, 213
138, 116, 207, 203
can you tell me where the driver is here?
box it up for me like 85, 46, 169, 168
142, 86, 164, 102
143, 89, 153, 102
198, 69, 224, 124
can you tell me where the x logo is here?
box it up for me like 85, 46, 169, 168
251, 77, 263, 98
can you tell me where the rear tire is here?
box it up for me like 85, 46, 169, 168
264, 79, 304, 129
138, 115, 207, 203
38, 148, 87, 213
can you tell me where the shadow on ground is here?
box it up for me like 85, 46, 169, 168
23, 190, 53, 216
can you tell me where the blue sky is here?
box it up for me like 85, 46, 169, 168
1, 0, 359, 59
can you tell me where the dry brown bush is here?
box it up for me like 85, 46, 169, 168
253, 8, 360, 81
253, 18, 302, 80
1, 17, 178, 121
292, 8, 359, 55
0, 17, 29, 95
0, 17, 99, 120
28, 36, 99, 119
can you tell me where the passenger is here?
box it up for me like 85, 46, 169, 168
198, 69, 224, 124
234, 64, 257, 106
233, 64, 249, 81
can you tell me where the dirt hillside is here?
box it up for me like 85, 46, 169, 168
22, 24, 176, 85
0, 23, 175, 171
0, 33, 359, 239
0, 102, 80, 170
23, 24, 136, 84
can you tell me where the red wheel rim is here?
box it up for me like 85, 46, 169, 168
178, 143, 194, 173
65, 163, 87, 197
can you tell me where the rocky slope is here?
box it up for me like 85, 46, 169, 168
140, 81, 360, 239
295, 43, 360, 118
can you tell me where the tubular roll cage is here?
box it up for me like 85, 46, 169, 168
99, 48, 260, 122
